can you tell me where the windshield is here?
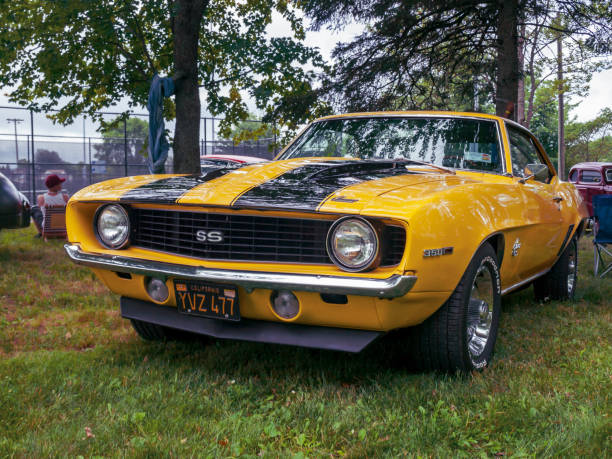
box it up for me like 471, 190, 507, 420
280, 117, 502, 173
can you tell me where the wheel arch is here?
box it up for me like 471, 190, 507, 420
482, 232, 505, 268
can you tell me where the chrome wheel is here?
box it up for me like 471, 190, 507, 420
407, 243, 500, 372
567, 248, 576, 296
466, 264, 494, 361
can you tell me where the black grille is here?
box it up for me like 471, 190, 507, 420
130, 208, 405, 266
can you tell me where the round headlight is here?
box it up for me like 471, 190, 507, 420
96, 204, 130, 249
327, 217, 379, 272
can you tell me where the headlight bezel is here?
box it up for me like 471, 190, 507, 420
326, 216, 381, 272
94, 204, 131, 249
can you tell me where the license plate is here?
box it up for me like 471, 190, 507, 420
174, 281, 240, 321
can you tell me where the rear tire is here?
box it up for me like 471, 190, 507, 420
408, 243, 502, 372
534, 238, 577, 301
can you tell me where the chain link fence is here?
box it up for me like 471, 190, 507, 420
0, 106, 276, 203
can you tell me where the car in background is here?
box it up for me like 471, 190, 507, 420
568, 162, 612, 217
65, 111, 588, 373
200, 155, 267, 174
0, 171, 30, 230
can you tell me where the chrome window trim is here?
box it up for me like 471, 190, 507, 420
278, 115, 508, 176
503, 119, 556, 180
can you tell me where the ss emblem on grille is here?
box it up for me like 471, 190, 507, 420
195, 230, 224, 243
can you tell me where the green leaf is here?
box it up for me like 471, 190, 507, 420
264, 422, 280, 438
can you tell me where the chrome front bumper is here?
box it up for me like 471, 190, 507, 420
64, 244, 417, 298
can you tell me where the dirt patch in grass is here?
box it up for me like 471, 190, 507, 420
1, 296, 18, 323
1, 309, 132, 356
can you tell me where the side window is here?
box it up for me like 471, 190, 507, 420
606, 169, 612, 183
569, 169, 579, 182
580, 170, 601, 183
507, 126, 552, 183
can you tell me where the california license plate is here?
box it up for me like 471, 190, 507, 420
174, 281, 240, 321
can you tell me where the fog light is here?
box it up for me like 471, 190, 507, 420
146, 278, 169, 303
271, 290, 300, 320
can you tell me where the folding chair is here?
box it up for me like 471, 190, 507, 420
593, 194, 612, 277
42, 205, 67, 241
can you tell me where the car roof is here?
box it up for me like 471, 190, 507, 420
315, 110, 503, 123
569, 162, 612, 171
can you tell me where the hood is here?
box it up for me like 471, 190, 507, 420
73, 158, 478, 212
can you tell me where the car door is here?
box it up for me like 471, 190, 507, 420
506, 125, 566, 279
569, 169, 589, 214
605, 168, 612, 195
577, 169, 604, 216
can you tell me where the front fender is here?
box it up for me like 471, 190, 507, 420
369, 182, 526, 294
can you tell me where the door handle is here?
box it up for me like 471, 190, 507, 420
553, 196, 564, 203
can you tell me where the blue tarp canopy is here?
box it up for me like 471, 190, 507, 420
147, 74, 175, 174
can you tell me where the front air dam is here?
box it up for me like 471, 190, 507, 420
121, 297, 383, 353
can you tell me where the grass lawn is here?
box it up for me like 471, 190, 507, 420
0, 226, 610, 457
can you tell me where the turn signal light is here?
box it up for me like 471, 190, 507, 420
271, 290, 300, 320
146, 277, 169, 303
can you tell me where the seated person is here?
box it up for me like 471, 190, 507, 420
32, 174, 69, 236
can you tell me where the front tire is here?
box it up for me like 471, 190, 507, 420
534, 238, 577, 301
408, 243, 502, 372
130, 319, 170, 341
130, 319, 208, 342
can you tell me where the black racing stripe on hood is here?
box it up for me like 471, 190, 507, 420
232, 160, 415, 211
120, 169, 232, 204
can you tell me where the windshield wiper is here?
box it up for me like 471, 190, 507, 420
386, 158, 456, 175
302, 158, 455, 180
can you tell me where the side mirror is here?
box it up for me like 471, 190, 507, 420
520, 163, 549, 183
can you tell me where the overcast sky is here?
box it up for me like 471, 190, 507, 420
0, 13, 610, 140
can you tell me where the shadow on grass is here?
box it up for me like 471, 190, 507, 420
107, 332, 427, 387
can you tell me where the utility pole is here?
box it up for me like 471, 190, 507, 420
517, 22, 526, 126
83, 116, 87, 163
6, 118, 23, 164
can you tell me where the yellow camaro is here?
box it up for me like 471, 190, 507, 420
65, 112, 588, 372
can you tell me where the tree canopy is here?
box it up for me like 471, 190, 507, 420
94, 117, 149, 166
35, 149, 67, 165
0, 0, 325, 173
517, 5, 611, 128
301, 0, 611, 119
566, 108, 612, 166
222, 112, 275, 144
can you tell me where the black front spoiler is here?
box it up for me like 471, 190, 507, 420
121, 297, 382, 353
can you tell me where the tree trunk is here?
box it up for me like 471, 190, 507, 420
525, 49, 536, 129
172, 0, 208, 174
524, 11, 545, 129
557, 35, 565, 179
495, 0, 519, 121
